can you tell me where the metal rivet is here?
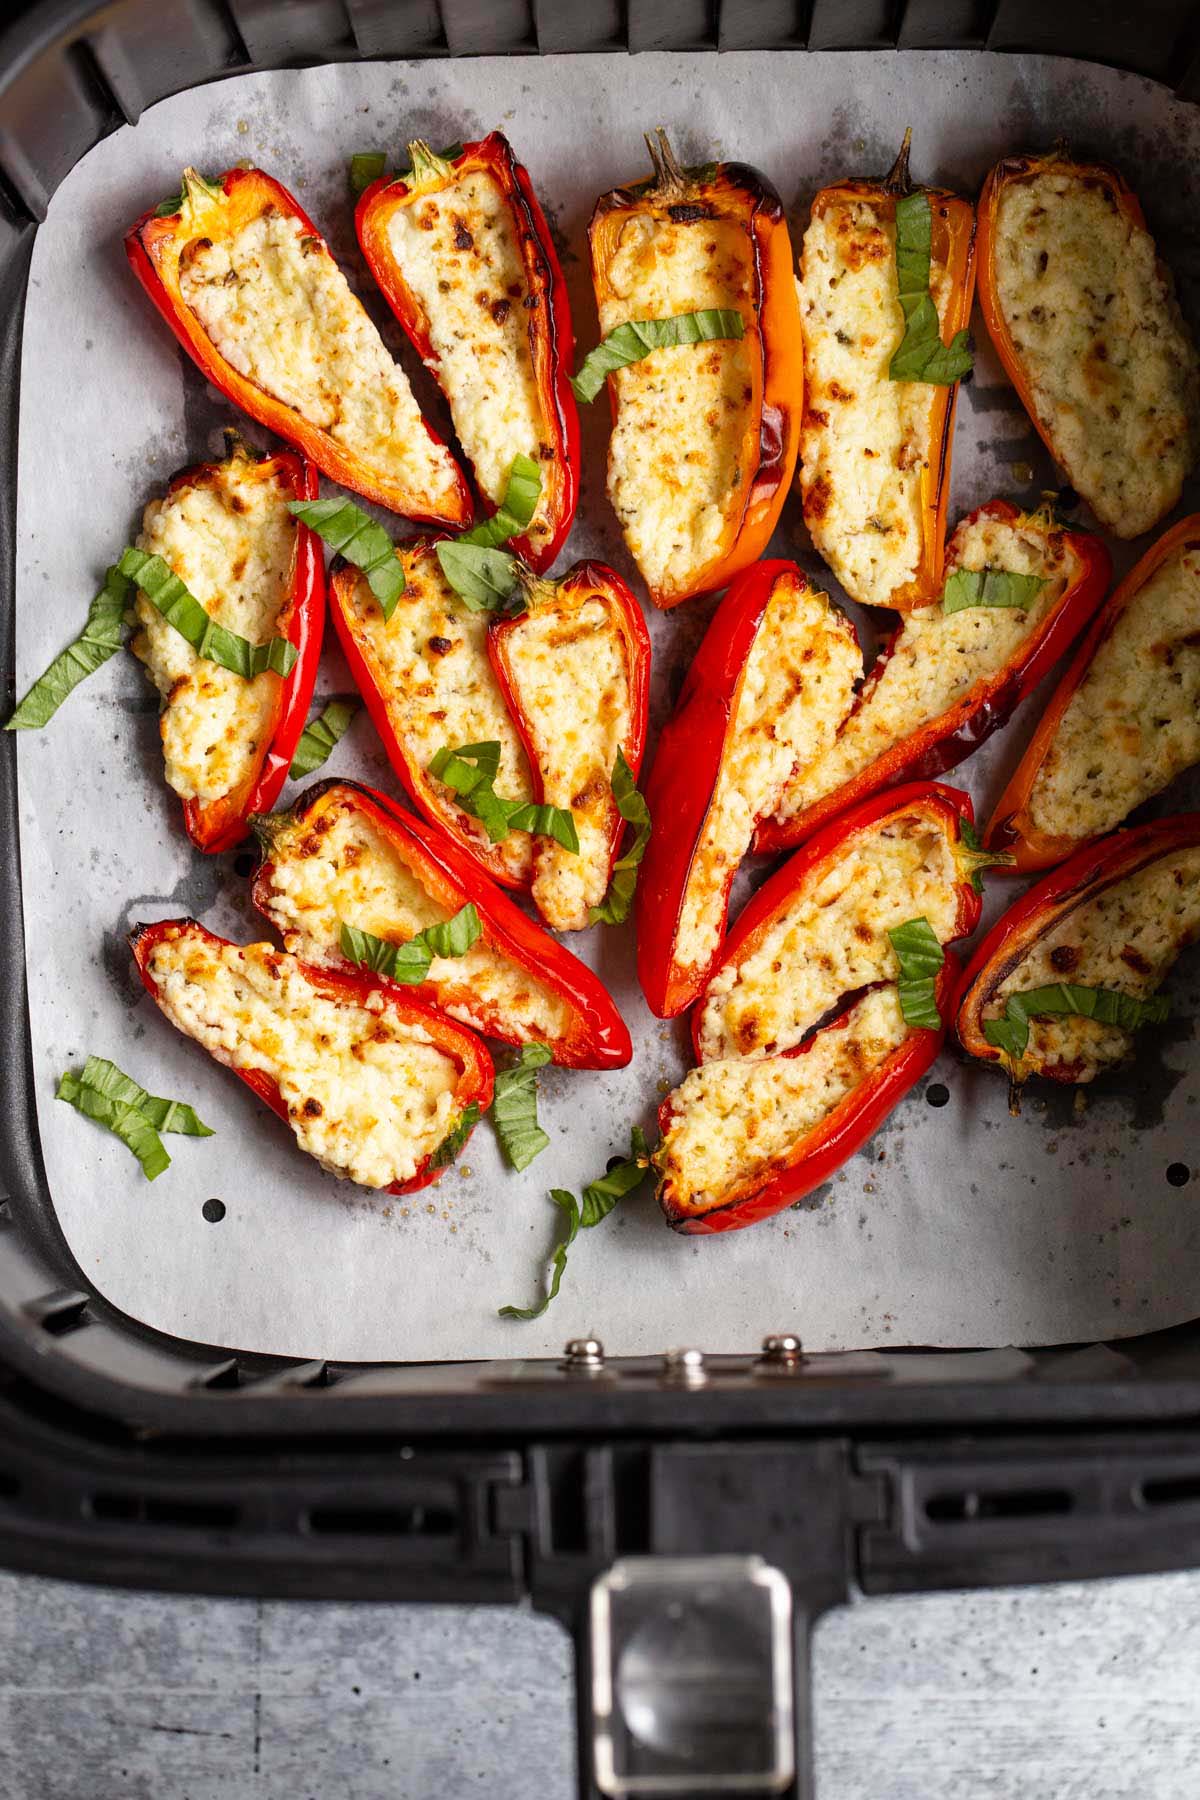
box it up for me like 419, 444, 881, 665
760, 1333, 804, 1367
562, 1336, 606, 1372
662, 1346, 706, 1385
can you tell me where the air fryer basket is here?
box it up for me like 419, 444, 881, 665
5, 4, 1200, 1795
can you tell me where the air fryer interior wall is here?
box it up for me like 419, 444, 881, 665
2, 0, 1200, 1423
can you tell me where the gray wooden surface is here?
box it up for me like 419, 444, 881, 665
1, 1567, 1197, 1798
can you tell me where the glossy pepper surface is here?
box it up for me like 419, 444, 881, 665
126, 166, 472, 526
754, 500, 1111, 858
587, 131, 803, 609
252, 778, 632, 1069
658, 959, 958, 1236
986, 513, 1200, 872
635, 558, 860, 1018
356, 133, 579, 572
130, 917, 492, 1196
135, 438, 325, 856
488, 562, 651, 932
798, 132, 976, 613
955, 814, 1200, 1083
694, 782, 987, 1064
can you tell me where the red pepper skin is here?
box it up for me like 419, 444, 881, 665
636, 559, 861, 1019
129, 917, 493, 1195
954, 814, 1200, 1080
691, 782, 983, 1064
588, 145, 803, 608
488, 562, 651, 928
154, 444, 325, 856
753, 501, 1111, 858
659, 957, 958, 1235
357, 133, 579, 572
251, 778, 633, 1069
125, 167, 472, 526
986, 513, 1200, 872
328, 536, 533, 891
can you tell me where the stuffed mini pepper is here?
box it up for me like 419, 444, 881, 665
128, 435, 325, 854
797, 131, 976, 611
657, 784, 985, 1234
584, 130, 802, 608
987, 514, 1200, 871
977, 150, 1200, 538
488, 564, 650, 931
755, 500, 1111, 856
127, 167, 471, 525
131, 919, 493, 1194
252, 779, 632, 1068
330, 537, 536, 890
636, 559, 861, 1017
357, 134, 578, 570
956, 816, 1200, 1087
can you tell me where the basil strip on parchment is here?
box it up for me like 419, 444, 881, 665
459, 453, 542, 551
74, 1055, 214, 1136
429, 741, 579, 851
287, 497, 406, 622
429, 1101, 481, 1169
118, 548, 298, 679
491, 1042, 552, 1171
338, 903, 481, 986
590, 748, 651, 926
942, 567, 1046, 616
889, 916, 945, 1030
498, 1127, 652, 1320
5, 564, 129, 730
983, 984, 1172, 1064
888, 192, 973, 385
349, 151, 387, 198
289, 697, 359, 778
56, 1054, 214, 1181
571, 309, 746, 404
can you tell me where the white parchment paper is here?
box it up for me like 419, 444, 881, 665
15, 51, 1200, 1361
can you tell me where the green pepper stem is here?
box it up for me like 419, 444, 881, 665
882, 127, 916, 196
644, 127, 690, 198
405, 140, 455, 188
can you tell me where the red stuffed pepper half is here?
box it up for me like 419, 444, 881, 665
986, 513, 1200, 872
656, 783, 981, 1234
128, 435, 325, 855
356, 134, 579, 571
252, 778, 632, 1069
329, 536, 537, 891
488, 563, 651, 932
754, 499, 1111, 857
131, 918, 493, 1195
126, 166, 471, 526
636, 559, 861, 1017
956, 814, 1200, 1087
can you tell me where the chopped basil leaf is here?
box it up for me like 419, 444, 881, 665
430, 742, 577, 850
942, 567, 1046, 615
429, 1101, 481, 1169
76, 1055, 213, 1137
57, 1076, 171, 1181
435, 541, 522, 613
118, 548, 298, 680
338, 903, 481, 986
498, 1189, 579, 1320
983, 984, 1172, 1064
498, 1126, 652, 1319
571, 309, 746, 403
287, 497, 405, 622
491, 1043, 552, 1171
889, 192, 973, 385
5, 564, 129, 731
590, 748, 651, 925
889, 915, 945, 1030
459, 453, 543, 551
349, 151, 387, 198
289, 697, 359, 778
